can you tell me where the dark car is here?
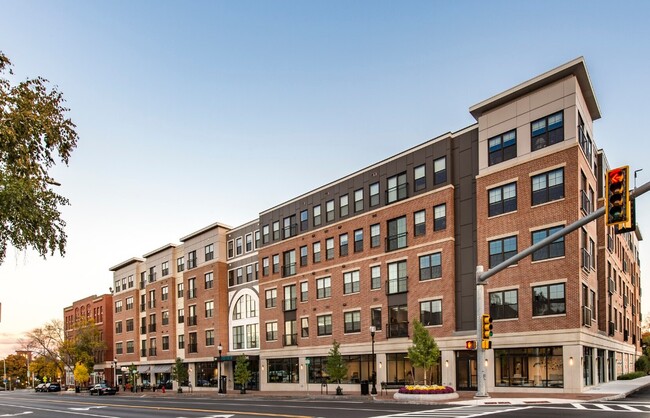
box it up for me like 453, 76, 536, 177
156, 380, 172, 390
46, 383, 61, 392
89, 383, 116, 396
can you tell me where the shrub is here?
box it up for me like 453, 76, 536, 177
635, 355, 650, 374
398, 385, 455, 394
618, 371, 646, 380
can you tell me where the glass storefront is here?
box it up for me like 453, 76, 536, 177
267, 358, 299, 383
494, 347, 563, 388
307, 355, 374, 384
194, 361, 219, 387
386, 352, 441, 385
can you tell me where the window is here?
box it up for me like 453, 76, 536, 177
255, 230, 260, 249
272, 222, 280, 241
227, 240, 234, 258
247, 324, 259, 348
489, 236, 517, 268
420, 300, 442, 326
116, 342, 123, 355
414, 210, 426, 236
414, 164, 426, 191
115, 321, 123, 334
354, 229, 363, 252
490, 289, 518, 320
205, 329, 214, 346
387, 216, 407, 251
354, 189, 363, 212
371, 307, 382, 330
126, 340, 134, 353
126, 318, 134, 332
127, 275, 134, 288
262, 225, 270, 244
343, 270, 360, 294
272, 254, 280, 274
340, 194, 349, 217
188, 333, 196, 353
205, 243, 214, 261
115, 300, 122, 313
266, 322, 278, 341
178, 334, 184, 350
326, 238, 334, 260
245, 234, 253, 252
283, 284, 297, 311
531, 111, 564, 151
205, 301, 214, 318
301, 317, 309, 337
488, 130, 516, 166
300, 281, 308, 302
178, 308, 184, 323
387, 172, 407, 203
313, 242, 321, 263
344, 311, 361, 333
370, 224, 380, 248
313, 205, 322, 226
488, 182, 517, 217
177, 283, 183, 298
339, 233, 348, 257
283, 215, 296, 239
371, 265, 381, 289
161, 286, 169, 301
300, 210, 308, 231
233, 326, 244, 349
434, 157, 446, 185
236, 267, 243, 284
126, 297, 134, 310
265, 288, 277, 308
262, 257, 269, 276
246, 264, 253, 281
148, 290, 156, 308
419, 253, 442, 280
188, 305, 197, 325
148, 266, 156, 282
187, 250, 197, 269
204, 272, 213, 289
433, 204, 446, 231
387, 260, 407, 294
162, 310, 169, 325
369, 182, 380, 207
317, 314, 332, 336
532, 168, 564, 205
162, 335, 169, 351
283, 250, 296, 277
533, 283, 566, 316
316, 277, 331, 299
532, 226, 564, 261
300, 246, 308, 266
326, 200, 335, 222
161, 261, 169, 277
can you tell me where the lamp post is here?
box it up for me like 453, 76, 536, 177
2, 357, 6, 391
370, 326, 377, 395
113, 359, 117, 388
217, 343, 223, 393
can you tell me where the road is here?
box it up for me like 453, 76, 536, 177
1, 387, 650, 418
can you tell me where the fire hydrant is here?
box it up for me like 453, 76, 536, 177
162, 385, 166, 394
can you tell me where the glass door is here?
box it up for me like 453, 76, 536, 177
456, 351, 477, 390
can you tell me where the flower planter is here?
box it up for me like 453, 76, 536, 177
393, 385, 458, 402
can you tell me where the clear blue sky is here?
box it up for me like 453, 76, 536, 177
1, 0, 649, 356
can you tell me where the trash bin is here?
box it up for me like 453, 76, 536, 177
360, 380, 369, 395
220, 376, 227, 394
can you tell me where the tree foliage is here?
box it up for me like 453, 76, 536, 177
30, 354, 61, 384
2, 354, 28, 388
73, 362, 89, 386
0, 51, 78, 264
324, 340, 348, 389
171, 357, 188, 387
234, 354, 252, 391
407, 319, 440, 385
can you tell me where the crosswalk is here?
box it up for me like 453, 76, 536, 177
572, 402, 650, 412
372, 405, 532, 417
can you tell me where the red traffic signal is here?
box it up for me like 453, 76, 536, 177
606, 166, 631, 227
465, 340, 477, 350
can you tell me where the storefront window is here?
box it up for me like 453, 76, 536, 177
306, 355, 374, 384
267, 358, 299, 383
386, 352, 441, 385
194, 361, 219, 387
494, 347, 563, 388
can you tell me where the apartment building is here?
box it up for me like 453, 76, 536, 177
63, 293, 114, 386
99, 57, 641, 395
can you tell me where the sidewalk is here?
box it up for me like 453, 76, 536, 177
81, 376, 650, 406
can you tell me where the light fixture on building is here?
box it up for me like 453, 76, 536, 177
445, 360, 449, 368
569, 357, 574, 366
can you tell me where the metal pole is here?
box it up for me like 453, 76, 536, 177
475, 266, 488, 398
370, 326, 377, 395
218, 343, 223, 394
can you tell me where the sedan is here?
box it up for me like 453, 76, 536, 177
89, 383, 116, 396
35, 383, 46, 392
46, 383, 61, 392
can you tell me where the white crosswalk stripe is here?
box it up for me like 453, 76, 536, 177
571, 403, 587, 409
371, 405, 531, 418
593, 404, 615, 410
574, 403, 650, 412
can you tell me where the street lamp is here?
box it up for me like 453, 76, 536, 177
113, 359, 117, 388
370, 326, 377, 395
217, 343, 223, 393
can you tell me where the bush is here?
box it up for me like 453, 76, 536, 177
618, 371, 646, 380
635, 355, 650, 374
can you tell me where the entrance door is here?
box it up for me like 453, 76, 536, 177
456, 351, 477, 390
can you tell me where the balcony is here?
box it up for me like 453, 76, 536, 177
187, 258, 197, 270
148, 273, 157, 283
140, 303, 146, 311
140, 326, 146, 334
140, 349, 147, 357
386, 277, 408, 295
386, 233, 407, 252
149, 301, 156, 309
148, 324, 156, 333
187, 343, 198, 353
148, 348, 157, 356
139, 281, 145, 290
283, 333, 298, 346
283, 298, 297, 312
187, 288, 197, 299
282, 263, 296, 278
188, 316, 198, 326
387, 321, 409, 338
283, 224, 298, 239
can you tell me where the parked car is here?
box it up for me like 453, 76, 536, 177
35, 383, 47, 392
89, 383, 116, 396
46, 383, 61, 392
141, 380, 152, 389
156, 380, 172, 389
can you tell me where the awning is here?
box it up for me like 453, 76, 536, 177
151, 364, 172, 373
137, 365, 150, 373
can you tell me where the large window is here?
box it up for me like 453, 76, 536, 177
354, 188, 363, 212
316, 277, 331, 299
339, 233, 348, 257
414, 210, 426, 236
533, 283, 566, 316
266, 322, 278, 341
434, 157, 446, 185
419, 253, 442, 280
488, 130, 517, 166
387, 172, 408, 203
265, 288, 277, 308
532, 168, 564, 205
369, 182, 380, 207
532, 226, 564, 261
531, 111, 564, 151
387, 216, 407, 251
340, 194, 349, 217
370, 265, 381, 290
490, 289, 518, 320
488, 183, 517, 216
495, 347, 563, 388
489, 236, 517, 268
343, 270, 360, 294
344, 311, 361, 333
420, 300, 442, 326
433, 204, 446, 231
267, 358, 299, 383
387, 260, 407, 294
317, 314, 332, 336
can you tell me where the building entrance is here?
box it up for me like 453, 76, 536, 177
456, 351, 477, 391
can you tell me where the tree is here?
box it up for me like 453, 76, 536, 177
407, 319, 440, 385
30, 354, 61, 384
324, 340, 348, 395
73, 362, 89, 388
20, 319, 68, 379
3, 354, 28, 388
0, 51, 78, 264
171, 357, 188, 393
234, 354, 252, 394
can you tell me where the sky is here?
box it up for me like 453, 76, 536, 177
1, 0, 649, 357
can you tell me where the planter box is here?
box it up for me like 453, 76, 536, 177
393, 392, 459, 402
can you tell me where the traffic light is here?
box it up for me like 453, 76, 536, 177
481, 340, 492, 350
465, 340, 477, 350
481, 314, 493, 341
606, 166, 631, 227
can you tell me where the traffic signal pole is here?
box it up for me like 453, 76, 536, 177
474, 178, 650, 399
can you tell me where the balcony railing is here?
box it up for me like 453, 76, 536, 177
187, 343, 198, 353
283, 333, 298, 346
283, 298, 297, 312
283, 224, 298, 239
139, 281, 145, 290
140, 349, 147, 357
148, 273, 157, 283
149, 301, 156, 309
140, 326, 146, 334
140, 303, 146, 311
386, 277, 408, 295
387, 321, 409, 338
187, 288, 197, 299
148, 348, 157, 356
148, 324, 156, 333
386, 233, 407, 252
282, 263, 296, 278
188, 316, 198, 326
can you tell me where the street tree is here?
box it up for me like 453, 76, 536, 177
171, 357, 188, 393
234, 354, 252, 394
407, 319, 440, 385
0, 51, 78, 264
73, 362, 89, 388
324, 340, 348, 395
20, 319, 67, 378
3, 354, 28, 388
29, 354, 61, 384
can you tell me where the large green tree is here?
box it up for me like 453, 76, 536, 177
407, 319, 440, 385
324, 340, 348, 395
0, 51, 78, 264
